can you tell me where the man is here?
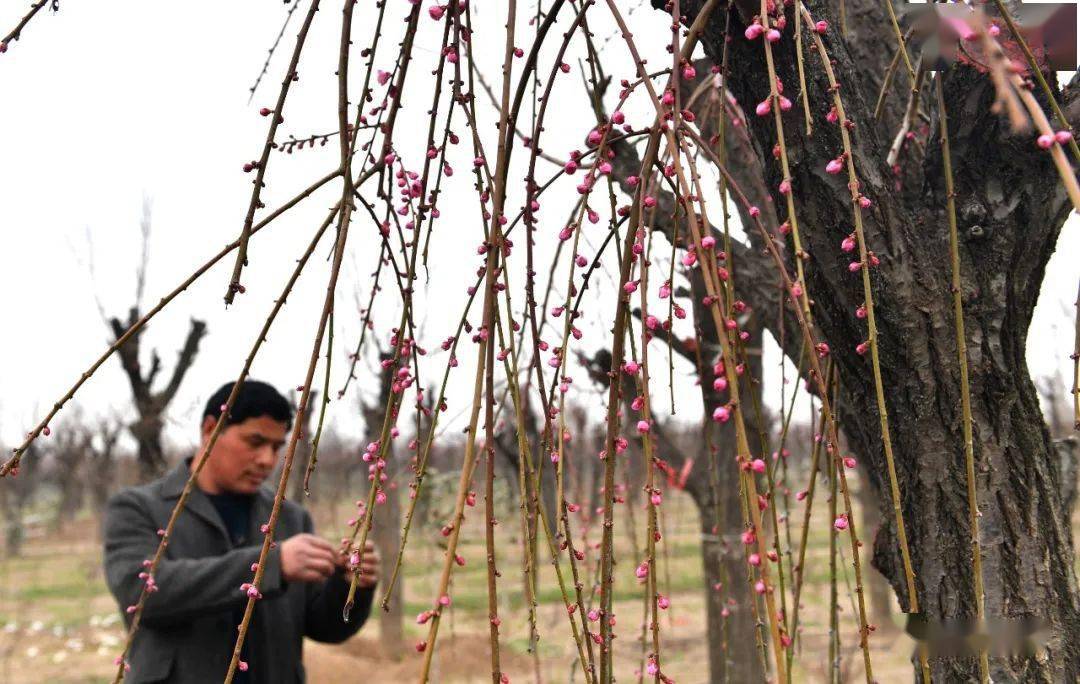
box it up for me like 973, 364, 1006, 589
104, 380, 377, 683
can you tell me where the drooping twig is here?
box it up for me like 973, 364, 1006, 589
802, 9, 926, 677
248, 0, 301, 104
226, 0, 322, 305
936, 73, 990, 683
885, 53, 927, 168
0, 0, 49, 54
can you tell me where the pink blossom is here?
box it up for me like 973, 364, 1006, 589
377, 70, 391, 86
815, 20, 828, 34
766, 29, 781, 43
712, 406, 731, 423
748, 553, 761, 566
744, 23, 764, 40
826, 158, 844, 174
636, 420, 651, 434
750, 459, 766, 473
755, 99, 771, 117
1037, 134, 1054, 150
834, 516, 849, 531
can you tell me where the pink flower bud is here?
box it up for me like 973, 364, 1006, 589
766, 29, 781, 43
815, 20, 828, 34
833, 516, 848, 530
755, 99, 771, 117
826, 158, 844, 174
744, 23, 764, 40
636, 420, 651, 434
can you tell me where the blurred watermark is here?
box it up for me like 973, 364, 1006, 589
898, 1, 1077, 71
905, 613, 1051, 659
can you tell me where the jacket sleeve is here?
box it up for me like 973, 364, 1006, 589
103, 489, 285, 629
300, 510, 374, 643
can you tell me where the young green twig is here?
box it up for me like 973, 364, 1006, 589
936, 74, 990, 683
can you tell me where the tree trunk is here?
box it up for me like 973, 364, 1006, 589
375, 477, 405, 656
668, 1, 1080, 679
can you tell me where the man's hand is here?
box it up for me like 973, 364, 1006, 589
346, 540, 380, 589
280, 533, 338, 583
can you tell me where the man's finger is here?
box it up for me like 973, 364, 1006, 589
308, 558, 336, 577
307, 545, 337, 565
306, 535, 336, 553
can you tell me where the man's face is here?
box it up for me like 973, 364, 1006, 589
198, 415, 289, 494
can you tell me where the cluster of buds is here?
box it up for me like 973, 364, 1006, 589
1036, 130, 1074, 149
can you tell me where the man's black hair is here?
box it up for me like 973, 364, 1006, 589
202, 380, 294, 431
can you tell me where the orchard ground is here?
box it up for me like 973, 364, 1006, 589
0, 481, 1033, 684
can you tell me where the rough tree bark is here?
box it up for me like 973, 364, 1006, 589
110, 308, 206, 481
655, 0, 1080, 679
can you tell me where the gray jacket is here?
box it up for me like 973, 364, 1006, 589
103, 461, 373, 683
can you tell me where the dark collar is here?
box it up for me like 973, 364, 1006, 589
160, 457, 276, 546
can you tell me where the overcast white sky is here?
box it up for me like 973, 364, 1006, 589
1, 1, 1077, 459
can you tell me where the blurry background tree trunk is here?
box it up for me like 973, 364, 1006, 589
360, 352, 404, 656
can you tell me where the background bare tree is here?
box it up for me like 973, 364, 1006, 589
107, 205, 207, 480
